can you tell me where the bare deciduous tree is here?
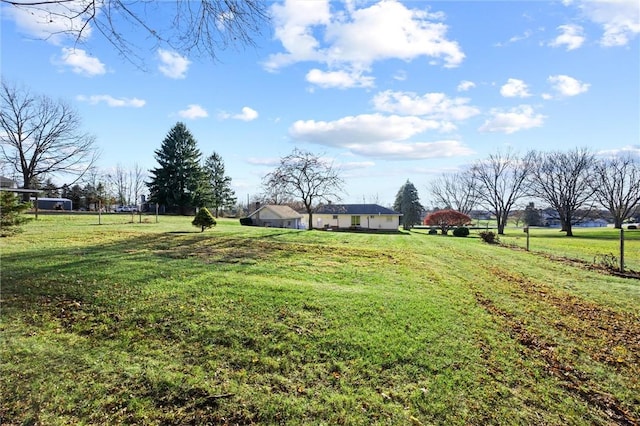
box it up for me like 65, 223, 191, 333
528, 148, 595, 237
591, 154, 640, 228
471, 149, 531, 235
1, 0, 268, 66
131, 163, 146, 208
263, 149, 344, 230
107, 163, 146, 207
428, 170, 476, 215
0, 80, 98, 194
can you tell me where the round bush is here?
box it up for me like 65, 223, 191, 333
428, 228, 438, 235
453, 226, 470, 237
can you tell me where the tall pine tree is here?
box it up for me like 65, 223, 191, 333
203, 152, 236, 218
147, 122, 205, 214
394, 180, 423, 230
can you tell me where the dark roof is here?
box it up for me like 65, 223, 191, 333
315, 204, 401, 215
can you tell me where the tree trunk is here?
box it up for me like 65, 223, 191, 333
308, 212, 313, 230
565, 224, 574, 236
614, 217, 623, 229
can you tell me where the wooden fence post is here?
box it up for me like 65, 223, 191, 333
620, 228, 624, 273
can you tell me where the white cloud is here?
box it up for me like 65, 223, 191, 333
573, 0, 640, 47
56, 48, 106, 76
500, 78, 531, 98
340, 161, 376, 170
265, 0, 464, 81
495, 29, 534, 47
288, 113, 473, 160
457, 80, 476, 92
479, 105, 545, 134
393, 70, 408, 81
372, 90, 480, 121
235, 107, 259, 121
3, 2, 95, 45
596, 144, 640, 159
76, 95, 145, 107
290, 114, 447, 147
219, 107, 259, 121
549, 24, 586, 50
547, 75, 590, 97
178, 104, 208, 120
157, 49, 190, 79
347, 140, 473, 160
306, 69, 375, 89
247, 157, 281, 166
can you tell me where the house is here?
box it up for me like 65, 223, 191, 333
309, 204, 401, 231
246, 204, 303, 229
0, 176, 17, 189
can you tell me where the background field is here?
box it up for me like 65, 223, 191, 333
1, 215, 639, 425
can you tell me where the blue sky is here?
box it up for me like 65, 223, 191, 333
1, 0, 639, 207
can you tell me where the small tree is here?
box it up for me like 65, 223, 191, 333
423, 209, 471, 235
192, 207, 216, 232
0, 191, 31, 236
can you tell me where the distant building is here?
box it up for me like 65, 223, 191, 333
0, 176, 17, 189
246, 204, 303, 229
30, 197, 73, 210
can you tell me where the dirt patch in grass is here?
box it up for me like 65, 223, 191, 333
488, 267, 640, 371
154, 235, 397, 266
474, 292, 639, 425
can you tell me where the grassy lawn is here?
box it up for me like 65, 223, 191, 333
498, 226, 640, 273
1, 214, 639, 425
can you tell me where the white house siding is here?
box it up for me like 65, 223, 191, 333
310, 214, 399, 230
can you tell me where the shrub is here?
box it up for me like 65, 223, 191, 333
593, 253, 618, 271
453, 226, 470, 237
423, 209, 472, 235
239, 217, 253, 226
0, 191, 31, 236
428, 228, 438, 235
478, 231, 499, 244
192, 207, 216, 232
628, 224, 637, 230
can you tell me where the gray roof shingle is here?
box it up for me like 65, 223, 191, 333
314, 204, 400, 215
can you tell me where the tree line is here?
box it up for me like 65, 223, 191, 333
427, 148, 640, 236
2, 80, 638, 233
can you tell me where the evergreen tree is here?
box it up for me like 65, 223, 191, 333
203, 152, 236, 217
147, 122, 206, 214
192, 207, 217, 232
0, 191, 31, 236
63, 184, 84, 210
394, 180, 423, 230
41, 178, 60, 198
523, 202, 542, 226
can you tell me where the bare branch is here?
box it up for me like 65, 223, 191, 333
0, 79, 99, 190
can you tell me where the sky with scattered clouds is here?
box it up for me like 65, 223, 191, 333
1, 0, 639, 206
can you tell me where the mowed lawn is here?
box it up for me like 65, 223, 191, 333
1, 215, 639, 425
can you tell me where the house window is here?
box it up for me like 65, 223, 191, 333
386, 217, 393, 222
351, 216, 361, 226
333, 215, 338, 219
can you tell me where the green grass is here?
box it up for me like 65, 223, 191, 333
1, 215, 639, 425
498, 226, 640, 272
